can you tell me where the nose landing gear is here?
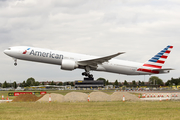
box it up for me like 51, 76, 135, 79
13, 58, 17, 66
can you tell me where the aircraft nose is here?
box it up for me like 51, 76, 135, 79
4, 48, 11, 55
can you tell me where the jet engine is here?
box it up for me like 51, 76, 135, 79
61, 59, 78, 70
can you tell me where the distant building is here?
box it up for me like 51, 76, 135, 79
39, 81, 62, 85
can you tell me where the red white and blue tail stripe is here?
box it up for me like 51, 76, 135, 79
137, 45, 173, 74
143, 45, 173, 69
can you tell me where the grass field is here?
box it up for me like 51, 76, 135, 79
0, 101, 180, 120
0, 90, 180, 120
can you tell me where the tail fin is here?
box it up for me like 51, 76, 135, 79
143, 45, 173, 69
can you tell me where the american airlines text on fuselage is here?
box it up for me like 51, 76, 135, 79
29, 49, 64, 59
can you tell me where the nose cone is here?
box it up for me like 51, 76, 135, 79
4, 49, 8, 55
4, 49, 11, 55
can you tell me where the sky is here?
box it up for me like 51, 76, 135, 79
0, 0, 180, 83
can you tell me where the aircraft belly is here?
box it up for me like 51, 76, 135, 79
98, 64, 140, 75
15, 54, 62, 65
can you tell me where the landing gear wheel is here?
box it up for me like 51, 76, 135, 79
13, 58, 17, 66
89, 74, 93, 78
82, 72, 94, 79
14, 63, 17, 66
82, 66, 94, 80
82, 72, 89, 76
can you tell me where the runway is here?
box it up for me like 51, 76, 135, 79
117, 90, 180, 93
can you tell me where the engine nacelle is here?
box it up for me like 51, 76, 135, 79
61, 59, 78, 71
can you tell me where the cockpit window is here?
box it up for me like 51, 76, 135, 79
8, 48, 11, 50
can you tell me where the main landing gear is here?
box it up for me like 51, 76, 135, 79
82, 66, 94, 79
82, 72, 93, 78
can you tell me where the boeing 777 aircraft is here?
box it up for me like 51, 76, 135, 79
4, 45, 173, 79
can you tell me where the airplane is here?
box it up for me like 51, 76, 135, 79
4, 45, 173, 79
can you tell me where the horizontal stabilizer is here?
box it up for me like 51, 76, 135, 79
152, 68, 174, 74
152, 68, 174, 71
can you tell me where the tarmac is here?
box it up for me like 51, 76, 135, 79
137, 90, 180, 101
140, 97, 180, 101
115, 90, 180, 93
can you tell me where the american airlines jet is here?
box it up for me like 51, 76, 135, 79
4, 45, 173, 79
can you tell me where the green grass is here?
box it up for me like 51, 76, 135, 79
0, 101, 180, 120
1, 90, 180, 119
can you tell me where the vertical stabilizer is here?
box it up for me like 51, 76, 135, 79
143, 45, 173, 69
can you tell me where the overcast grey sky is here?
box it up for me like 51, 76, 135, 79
0, 0, 179, 83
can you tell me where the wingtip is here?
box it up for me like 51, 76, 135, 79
118, 52, 125, 54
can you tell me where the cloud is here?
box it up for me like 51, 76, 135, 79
0, 0, 179, 83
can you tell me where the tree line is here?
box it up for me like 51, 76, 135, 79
96, 76, 173, 86
0, 81, 17, 89
97, 78, 146, 86
0, 76, 180, 88
165, 77, 180, 86
0, 77, 74, 88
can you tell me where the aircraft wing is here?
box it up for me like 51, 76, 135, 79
77, 52, 125, 68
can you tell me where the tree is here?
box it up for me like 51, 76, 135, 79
132, 80, 137, 85
57, 82, 63, 86
97, 78, 106, 82
50, 81, 56, 85
138, 81, 141, 85
66, 82, 70, 85
19, 83, 23, 87
108, 82, 113, 85
97, 78, 106, 86
119, 82, 122, 86
3, 81, 8, 88
165, 78, 180, 86
170, 77, 180, 86
34, 81, 40, 86
114, 80, 118, 86
141, 81, 145, 85
13, 81, 17, 89
70, 82, 74, 86
165, 80, 171, 86
105, 80, 109, 85
63, 82, 67, 86
0, 83, 2, 87
26, 77, 35, 86
42, 82, 45, 85
9, 82, 12, 87
123, 80, 128, 85
22, 81, 26, 87
149, 76, 164, 85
